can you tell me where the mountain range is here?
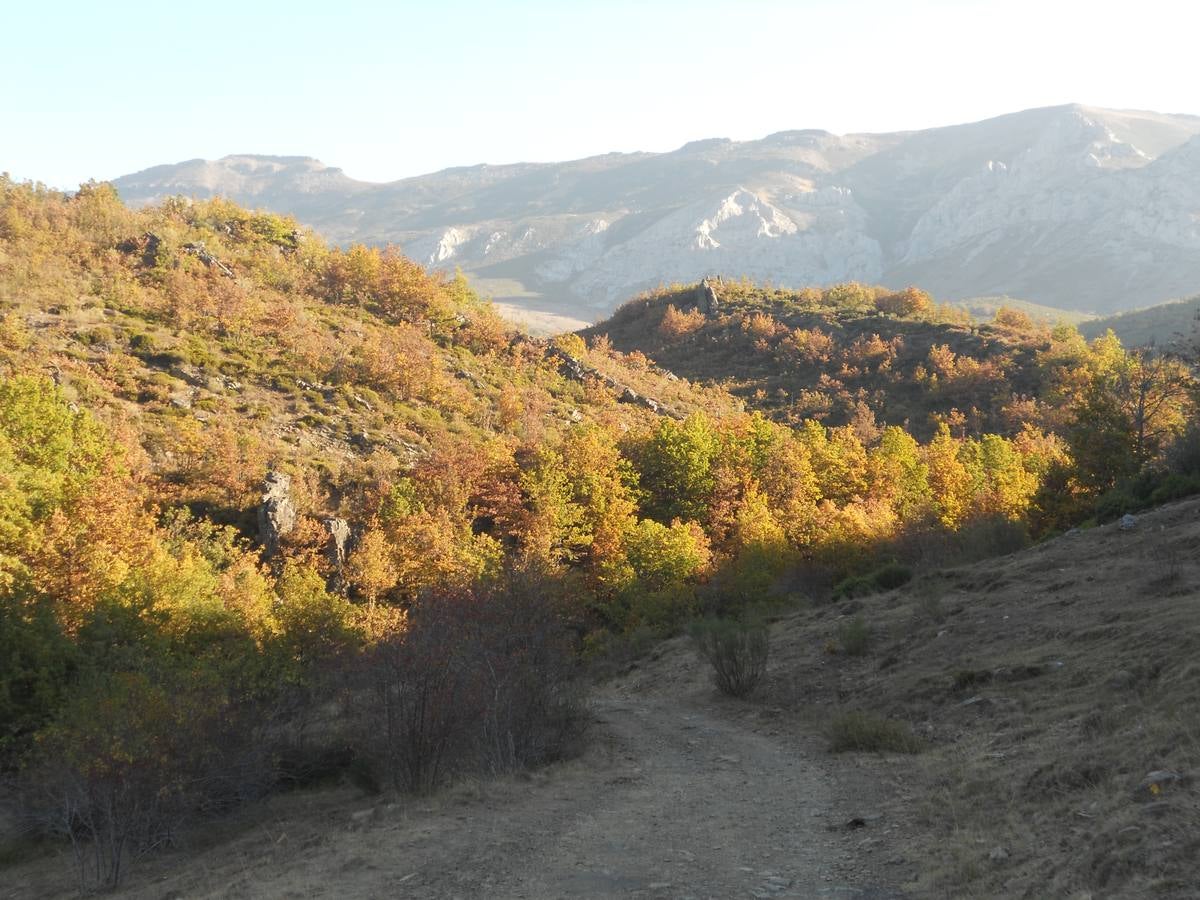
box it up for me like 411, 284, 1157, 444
112, 104, 1200, 327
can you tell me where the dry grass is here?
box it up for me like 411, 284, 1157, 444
759, 496, 1200, 898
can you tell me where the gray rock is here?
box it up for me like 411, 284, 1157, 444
988, 846, 1010, 863
1119, 513, 1138, 530
698, 277, 720, 315
258, 471, 297, 558
168, 390, 194, 410
326, 517, 352, 588
1135, 770, 1186, 800
1106, 669, 1136, 690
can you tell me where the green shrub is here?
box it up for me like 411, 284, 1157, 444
873, 562, 913, 591
832, 562, 913, 601
127, 332, 155, 353
690, 615, 769, 697
836, 615, 871, 656
829, 710, 924, 753
1150, 472, 1200, 505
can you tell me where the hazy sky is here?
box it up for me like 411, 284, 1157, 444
5, 0, 1198, 188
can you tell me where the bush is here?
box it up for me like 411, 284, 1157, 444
1150, 472, 1200, 505
872, 562, 913, 591
353, 583, 583, 793
837, 615, 871, 656
690, 615, 769, 697
829, 710, 924, 753
17, 668, 273, 892
831, 562, 913, 601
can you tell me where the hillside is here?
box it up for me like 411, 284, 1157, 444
8, 497, 1200, 899
2, 179, 1199, 895
112, 105, 1200, 321
583, 279, 1123, 444
951, 295, 1093, 327
1082, 294, 1200, 349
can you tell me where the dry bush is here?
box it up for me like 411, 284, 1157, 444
352, 582, 583, 793
690, 615, 769, 697
658, 304, 705, 341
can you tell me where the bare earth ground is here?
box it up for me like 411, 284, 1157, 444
4, 653, 910, 899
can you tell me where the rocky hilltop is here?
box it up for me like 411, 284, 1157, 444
113, 105, 1200, 321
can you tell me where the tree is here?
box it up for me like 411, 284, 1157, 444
636, 413, 720, 523
875, 286, 932, 317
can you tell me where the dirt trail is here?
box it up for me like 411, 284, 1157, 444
481, 688, 901, 899
10, 647, 907, 900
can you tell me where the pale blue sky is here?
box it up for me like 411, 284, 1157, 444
5, 0, 1197, 188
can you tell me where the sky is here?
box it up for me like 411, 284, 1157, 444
5, 0, 1198, 189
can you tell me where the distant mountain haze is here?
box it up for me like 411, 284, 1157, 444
112, 105, 1200, 323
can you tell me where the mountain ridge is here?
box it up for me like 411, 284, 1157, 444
112, 104, 1200, 321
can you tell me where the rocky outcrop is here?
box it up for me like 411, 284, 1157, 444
181, 241, 235, 277
536, 341, 678, 418
258, 471, 297, 558
698, 277, 720, 315
325, 517, 352, 590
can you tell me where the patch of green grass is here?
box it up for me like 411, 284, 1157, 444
837, 615, 871, 656
829, 710, 924, 753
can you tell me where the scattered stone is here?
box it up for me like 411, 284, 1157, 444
348, 807, 377, 826
1119, 513, 1138, 530
988, 846, 1010, 863
168, 390, 194, 409
1107, 669, 1136, 690
1135, 770, 1186, 801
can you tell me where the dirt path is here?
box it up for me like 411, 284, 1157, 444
479, 689, 902, 899
10, 652, 908, 899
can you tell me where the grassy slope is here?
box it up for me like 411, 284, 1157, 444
1082, 294, 1200, 349
754, 496, 1200, 897
951, 294, 1095, 326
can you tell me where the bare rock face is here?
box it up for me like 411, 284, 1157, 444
325, 517, 352, 589
258, 471, 296, 557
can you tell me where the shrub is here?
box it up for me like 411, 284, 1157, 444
690, 615, 769, 697
831, 562, 913, 601
873, 562, 913, 591
837, 615, 871, 656
18, 668, 272, 891
1149, 472, 1200, 505
829, 710, 924, 753
353, 583, 582, 793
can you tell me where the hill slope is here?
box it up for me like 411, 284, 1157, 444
583, 280, 1076, 440
1082, 294, 1200, 349
8, 496, 1200, 899
112, 105, 1200, 320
